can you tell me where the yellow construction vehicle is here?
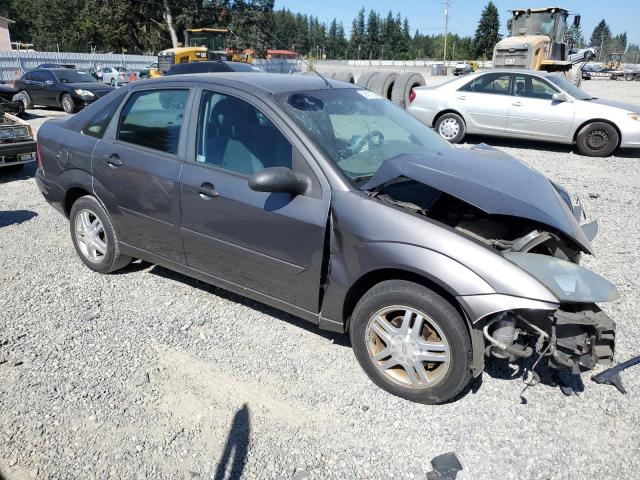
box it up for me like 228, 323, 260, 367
157, 46, 210, 75
492, 7, 580, 73
157, 27, 253, 75
605, 53, 623, 71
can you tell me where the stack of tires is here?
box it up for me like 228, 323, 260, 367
302, 69, 427, 110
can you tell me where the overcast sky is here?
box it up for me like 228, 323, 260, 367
274, 0, 640, 45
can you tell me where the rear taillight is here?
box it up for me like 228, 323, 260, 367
409, 89, 416, 103
36, 142, 43, 168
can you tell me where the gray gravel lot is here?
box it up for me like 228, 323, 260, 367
1, 79, 640, 480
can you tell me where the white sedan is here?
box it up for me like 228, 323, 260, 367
407, 69, 640, 157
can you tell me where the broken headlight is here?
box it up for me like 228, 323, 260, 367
503, 252, 619, 303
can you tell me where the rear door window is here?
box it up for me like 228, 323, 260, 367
116, 89, 189, 155
459, 73, 512, 95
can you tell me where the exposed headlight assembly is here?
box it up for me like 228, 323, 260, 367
503, 252, 619, 303
74, 89, 95, 98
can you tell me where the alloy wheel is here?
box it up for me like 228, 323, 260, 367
365, 306, 450, 388
62, 96, 73, 113
439, 118, 460, 140
74, 209, 107, 263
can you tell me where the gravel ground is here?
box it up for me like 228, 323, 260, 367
1, 80, 640, 480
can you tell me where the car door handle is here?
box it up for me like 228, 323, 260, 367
195, 182, 219, 199
102, 154, 122, 168
457, 95, 466, 100
512, 101, 523, 106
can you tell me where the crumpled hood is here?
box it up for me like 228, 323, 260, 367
362, 145, 594, 254
589, 97, 640, 113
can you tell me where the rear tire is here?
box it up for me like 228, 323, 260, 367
576, 122, 619, 157
350, 280, 473, 404
69, 195, 131, 273
369, 72, 398, 100
435, 112, 466, 144
391, 72, 426, 109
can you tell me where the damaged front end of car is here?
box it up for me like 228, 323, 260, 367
479, 253, 618, 374
361, 145, 620, 377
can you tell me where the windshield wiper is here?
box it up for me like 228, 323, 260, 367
352, 174, 374, 185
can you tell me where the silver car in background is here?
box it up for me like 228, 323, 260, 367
101, 66, 136, 87
407, 69, 640, 157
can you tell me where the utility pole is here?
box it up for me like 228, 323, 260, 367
443, 0, 449, 74
600, 34, 605, 62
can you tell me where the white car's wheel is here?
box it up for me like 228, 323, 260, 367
435, 112, 466, 143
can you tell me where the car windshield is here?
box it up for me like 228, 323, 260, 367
54, 70, 96, 83
275, 88, 453, 184
547, 75, 594, 100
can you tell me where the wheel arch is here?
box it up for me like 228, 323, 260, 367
342, 268, 466, 329
572, 118, 622, 146
433, 109, 466, 129
341, 268, 486, 376
64, 186, 92, 217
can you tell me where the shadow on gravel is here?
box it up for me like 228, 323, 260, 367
0, 162, 35, 184
463, 135, 640, 159
0, 209, 37, 228
213, 404, 250, 480
150, 265, 351, 347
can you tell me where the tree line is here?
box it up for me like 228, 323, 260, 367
1, 0, 637, 63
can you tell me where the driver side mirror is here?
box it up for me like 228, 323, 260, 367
552, 92, 569, 103
507, 19, 513, 32
248, 167, 310, 196
574, 15, 581, 27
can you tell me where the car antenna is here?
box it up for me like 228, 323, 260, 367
225, 23, 332, 88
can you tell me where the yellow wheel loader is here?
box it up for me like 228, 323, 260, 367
492, 7, 580, 73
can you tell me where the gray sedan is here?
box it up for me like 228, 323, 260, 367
407, 69, 640, 156
35, 73, 619, 403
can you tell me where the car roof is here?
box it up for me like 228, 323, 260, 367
476, 69, 559, 77
138, 72, 357, 96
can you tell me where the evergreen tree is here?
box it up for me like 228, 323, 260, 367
350, 8, 366, 58
589, 19, 612, 59
566, 22, 584, 49
365, 9, 380, 59
473, 1, 500, 59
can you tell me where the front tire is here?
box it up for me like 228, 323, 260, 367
576, 122, 619, 157
69, 195, 131, 273
435, 112, 466, 143
350, 280, 473, 404
61, 94, 76, 113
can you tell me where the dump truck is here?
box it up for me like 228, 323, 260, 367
492, 7, 581, 73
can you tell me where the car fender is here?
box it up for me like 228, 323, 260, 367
319, 239, 495, 332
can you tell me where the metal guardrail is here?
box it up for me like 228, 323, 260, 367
0, 50, 156, 81
0, 51, 302, 81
